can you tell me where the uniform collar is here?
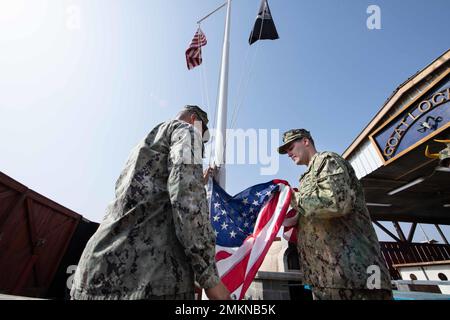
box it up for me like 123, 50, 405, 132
299, 152, 319, 181
306, 152, 319, 170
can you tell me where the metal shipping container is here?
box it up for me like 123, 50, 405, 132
0, 171, 95, 298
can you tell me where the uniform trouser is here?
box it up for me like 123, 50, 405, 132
146, 292, 195, 300
71, 291, 195, 300
311, 288, 393, 300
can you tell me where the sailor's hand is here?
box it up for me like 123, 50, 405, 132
290, 187, 303, 214
203, 167, 216, 185
205, 281, 231, 300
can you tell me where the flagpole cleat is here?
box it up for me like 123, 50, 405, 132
425, 139, 450, 168
425, 145, 440, 159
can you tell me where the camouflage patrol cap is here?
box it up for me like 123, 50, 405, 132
184, 105, 209, 142
278, 128, 312, 154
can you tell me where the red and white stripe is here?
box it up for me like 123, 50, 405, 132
282, 208, 299, 244
215, 180, 294, 300
185, 28, 207, 70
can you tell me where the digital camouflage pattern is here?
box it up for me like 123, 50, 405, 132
278, 128, 312, 154
70, 120, 220, 300
291, 152, 392, 295
311, 288, 392, 300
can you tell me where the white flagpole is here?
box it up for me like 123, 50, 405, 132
214, 0, 231, 188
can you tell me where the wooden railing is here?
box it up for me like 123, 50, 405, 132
379, 241, 450, 279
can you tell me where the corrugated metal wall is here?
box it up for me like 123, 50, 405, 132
348, 140, 383, 179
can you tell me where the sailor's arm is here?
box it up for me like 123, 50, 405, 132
293, 155, 353, 219
167, 123, 230, 299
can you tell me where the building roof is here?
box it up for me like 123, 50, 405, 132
341, 49, 450, 225
343, 48, 450, 159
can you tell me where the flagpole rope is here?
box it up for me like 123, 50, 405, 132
188, 23, 215, 167
200, 45, 216, 169
197, 25, 209, 117
206, 0, 269, 166
200, 49, 213, 148
229, 46, 251, 129
199, 52, 206, 114
229, 42, 260, 130
201, 35, 212, 123
229, 2, 266, 130
208, 44, 223, 168
200, 60, 210, 123
220, 1, 267, 165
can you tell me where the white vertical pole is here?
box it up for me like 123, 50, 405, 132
214, 0, 231, 188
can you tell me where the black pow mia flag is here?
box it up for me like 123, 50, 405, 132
249, 0, 279, 45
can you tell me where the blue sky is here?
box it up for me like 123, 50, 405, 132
1, 0, 449, 242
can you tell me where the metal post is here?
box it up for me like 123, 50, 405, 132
373, 221, 401, 243
393, 221, 407, 242
407, 222, 417, 243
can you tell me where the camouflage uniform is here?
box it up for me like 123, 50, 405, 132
279, 130, 392, 300
70, 118, 220, 300
311, 288, 392, 300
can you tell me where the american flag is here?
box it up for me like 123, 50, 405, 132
185, 28, 207, 70
208, 179, 298, 300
